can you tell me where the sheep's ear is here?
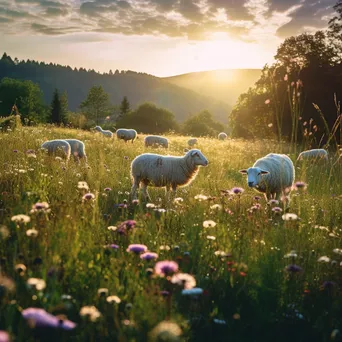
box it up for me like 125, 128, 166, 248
239, 169, 248, 174
191, 150, 199, 157
261, 170, 269, 174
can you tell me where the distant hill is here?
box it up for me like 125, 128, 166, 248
0, 54, 230, 124
163, 69, 261, 106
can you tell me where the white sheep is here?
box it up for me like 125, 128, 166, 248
95, 126, 114, 138
239, 153, 295, 201
297, 149, 328, 162
187, 138, 198, 147
218, 132, 227, 140
131, 149, 209, 200
116, 128, 137, 143
144, 135, 169, 148
41, 140, 71, 161
64, 139, 87, 164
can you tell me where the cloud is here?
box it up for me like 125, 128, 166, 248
31, 23, 81, 35
275, 0, 336, 37
0, 0, 336, 41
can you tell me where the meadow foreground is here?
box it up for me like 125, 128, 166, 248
0, 127, 341, 342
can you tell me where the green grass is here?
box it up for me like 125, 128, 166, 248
0, 126, 341, 342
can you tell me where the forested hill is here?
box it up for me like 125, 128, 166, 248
0, 54, 230, 124
163, 69, 261, 105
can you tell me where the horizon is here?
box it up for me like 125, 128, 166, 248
2, 50, 263, 77
0, 0, 336, 77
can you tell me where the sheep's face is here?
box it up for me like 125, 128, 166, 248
239, 167, 269, 188
189, 149, 208, 166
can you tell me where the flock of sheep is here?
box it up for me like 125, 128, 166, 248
41, 125, 332, 204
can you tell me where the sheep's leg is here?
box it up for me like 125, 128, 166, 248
141, 182, 151, 202
131, 177, 140, 200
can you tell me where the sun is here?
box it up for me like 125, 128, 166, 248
186, 32, 271, 74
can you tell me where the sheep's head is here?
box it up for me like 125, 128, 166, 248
187, 149, 208, 167
239, 167, 269, 188
95, 126, 101, 132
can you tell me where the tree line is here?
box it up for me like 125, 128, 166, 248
0, 71, 224, 137
230, 0, 342, 147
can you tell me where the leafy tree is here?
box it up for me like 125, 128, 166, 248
274, 31, 338, 72
182, 110, 224, 137
80, 85, 111, 124
0, 77, 46, 123
117, 102, 178, 134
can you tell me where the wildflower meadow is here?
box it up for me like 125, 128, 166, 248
0, 126, 341, 342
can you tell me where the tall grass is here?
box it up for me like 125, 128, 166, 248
0, 127, 341, 342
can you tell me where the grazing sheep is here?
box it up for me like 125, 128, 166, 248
116, 128, 137, 143
187, 138, 198, 147
144, 135, 169, 148
95, 126, 113, 138
41, 139, 71, 161
239, 153, 295, 202
64, 139, 87, 164
131, 149, 209, 200
218, 132, 227, 140
297, 149, 328, 162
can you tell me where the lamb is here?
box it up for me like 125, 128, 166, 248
130, 149, 209, 200
64, 139, 87, 164
116, 128, 137, 143
239, 153, 295, 202
187, 138, 198, 147
297, 149, 328, 162
144, 135, 169, 148
41, 139, 71, 161
95, 126, 114, 138
218, 132, 227, 140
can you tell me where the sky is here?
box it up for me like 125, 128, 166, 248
0, 0, 337, 76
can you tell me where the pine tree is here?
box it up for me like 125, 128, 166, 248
60, 91, 69, 125
119, 96, 130, 120
50, 89, 62, 125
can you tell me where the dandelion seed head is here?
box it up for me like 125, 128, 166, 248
106, 296, 121, 304
171, 273, 196, 289
203, 220, 216, 228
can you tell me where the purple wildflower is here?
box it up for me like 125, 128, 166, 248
117, 220, 136, 231
22, 308, 76, 330
82, 193, 95, 201
272, 207, 283, 214
268, 199, 279, 206
285, 264, 303, 273
104, 187, 112, 192
294, 181, 307, 190
140, 252, 158, 261
126, 244, 148, 254
13, 150, 18, 153
0, 331, 10, 342
132, 199, 139, 205
254, 196, 262, 201
154, 260, 179, 276
33, 202, 49, 210
230, 187, 244, 195
160, 290, 170, 297
322, 281, 337, 290
104, 244, 119, 249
